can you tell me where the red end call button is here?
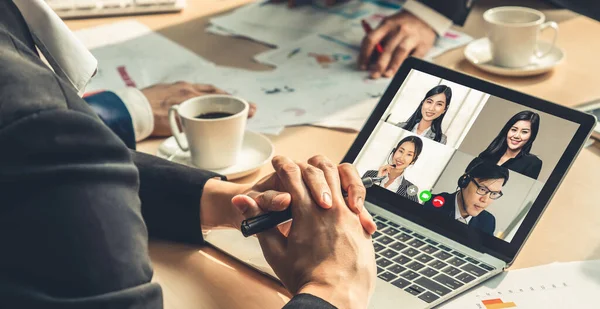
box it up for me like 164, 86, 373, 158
432, 196, 445, 208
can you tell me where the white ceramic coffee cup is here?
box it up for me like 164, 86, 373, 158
168, 95, 249, 169
484, 6, 558, 68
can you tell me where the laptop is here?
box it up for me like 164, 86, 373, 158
205, 58, 596, 308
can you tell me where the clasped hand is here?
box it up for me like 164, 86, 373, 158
230, 155, 377, 309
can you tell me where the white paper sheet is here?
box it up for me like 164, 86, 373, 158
210, 0, 472, 57
75, 16, 470, 135
208, 0, 473, 131
75, 20, 214, 93
210, 0, 401, 47
158, 61, 388, 131
440, 260, 600, 309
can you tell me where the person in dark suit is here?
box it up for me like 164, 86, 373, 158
0, 2, 377, 308
363, 135, 423, 202
424, 159, 509, 236
359, 0, 600, 78
478, 110, 543, 179
13, 1, 257, 150
395, 85, 451, 145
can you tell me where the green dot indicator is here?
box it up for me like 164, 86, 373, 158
419, 190, 432, 202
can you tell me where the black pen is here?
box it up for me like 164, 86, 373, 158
241, 176, 384, 237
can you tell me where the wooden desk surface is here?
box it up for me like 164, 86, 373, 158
66, 2, 600, 308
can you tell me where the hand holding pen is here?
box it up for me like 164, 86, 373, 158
231, 156, 378, 237
241, 175, 384, 236
358, 13, 437, 79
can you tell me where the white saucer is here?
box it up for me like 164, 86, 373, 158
464, 37, 565, 77
157, 131, 275, 180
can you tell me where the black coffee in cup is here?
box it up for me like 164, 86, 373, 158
194, 112, 234, 119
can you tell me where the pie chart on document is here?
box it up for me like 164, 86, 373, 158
157, 131, 275, 180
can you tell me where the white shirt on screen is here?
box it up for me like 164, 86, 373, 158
411, 123, 431, 137
455, 194, 472, 225
380, 174, 405, 193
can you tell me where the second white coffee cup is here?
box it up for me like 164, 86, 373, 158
484, 6, 558, 68
168, 95, 249, 169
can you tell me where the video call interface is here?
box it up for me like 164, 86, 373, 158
354, 69, 580, 243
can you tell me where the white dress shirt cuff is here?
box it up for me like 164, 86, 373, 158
403, 0, 454, 37
113, 88, 154, 142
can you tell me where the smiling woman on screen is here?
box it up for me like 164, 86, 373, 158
478, 110, 543, 180
396, 85, 452, 145
363, 136, 423, 202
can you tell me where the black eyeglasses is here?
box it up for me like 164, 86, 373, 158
471, 179, 503, 200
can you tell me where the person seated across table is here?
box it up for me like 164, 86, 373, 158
1, 2, 377, 309
423, 159, 509, 236
363, 135, 423, 202
357, 0, 600, 79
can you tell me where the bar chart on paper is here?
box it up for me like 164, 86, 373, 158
481, 298, 516, 309
463, 282, 576, 309
440, 261, 600, 309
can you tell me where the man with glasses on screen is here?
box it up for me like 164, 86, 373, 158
424, 159, 509, 236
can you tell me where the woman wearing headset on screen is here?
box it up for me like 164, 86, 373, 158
363, 136, 423, 203
478, 110, 543, 180
395, 85, 452, 145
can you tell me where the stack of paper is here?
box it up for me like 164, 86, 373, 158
75, 0, 473, 135
207, 0, 473, 133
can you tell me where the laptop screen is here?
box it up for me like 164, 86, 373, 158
353, 68, 581, 244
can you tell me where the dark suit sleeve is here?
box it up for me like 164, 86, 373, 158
478, 212, 496, 236
0, 13, 216, 306
362, 170, 378, 178
132, 151, 224, 245
423, 199, 435, 209
0, 100, 162, 307
544, 0, 600, 21
524, 157, 542, 180
416, 0, 478, 26
283, 294, 337, 309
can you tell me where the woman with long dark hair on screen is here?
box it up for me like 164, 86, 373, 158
396, 85, 452, 145
363, 136, 423, 203
478, 110, 543, 179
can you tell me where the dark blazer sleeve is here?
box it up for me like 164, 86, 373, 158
416, 0, 478, 26
0, 6, 218, 306
472, 211, 496, 236
417, 0, 600, 28
133, 151, 224, 245
362, 170, 379, 178
283, 294, 337, 309
423, 198, 435, 209
523, 156, 542, 180
0, 43, 162, 308
544, 0, 600, 21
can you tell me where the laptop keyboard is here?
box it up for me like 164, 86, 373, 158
372, 215, 496, 303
